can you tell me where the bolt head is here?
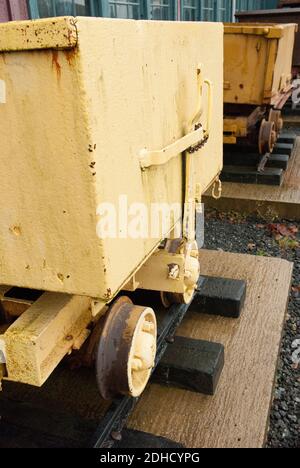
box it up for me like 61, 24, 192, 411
166, 336, 175, 344
111, 431, 122, 442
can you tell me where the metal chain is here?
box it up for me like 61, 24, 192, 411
187, 123, 209, 154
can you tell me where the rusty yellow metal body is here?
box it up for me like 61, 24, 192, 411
224, 23, 296, 106
0, 18, 223, 390
0, 17, 223, 301
224, 23, 297, 149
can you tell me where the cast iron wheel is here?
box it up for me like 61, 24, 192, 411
258, 119, 276, 154
96, 296, 157, 400
269, 109, 283, 135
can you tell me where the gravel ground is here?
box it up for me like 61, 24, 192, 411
203, 210, 300, 448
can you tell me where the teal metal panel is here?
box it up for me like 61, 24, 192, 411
108, 0, 142, 18
99, 1, 110, 16
198, 0, 232, 22
236, 0, 277, 11
147, 1, 176, 20
28, 0, 40, 18
97, 1, 176, 19
265, 0, 278, 6
28, 0, 93, 18
216, 0, 233, 21
200, 0, 214, 21
181, 0, 199, 21
28, 0, 279, 21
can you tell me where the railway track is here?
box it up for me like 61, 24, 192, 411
0, 276, 245, 448
221, 129, 297, 186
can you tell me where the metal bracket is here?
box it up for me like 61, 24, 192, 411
125, 250, 186, 294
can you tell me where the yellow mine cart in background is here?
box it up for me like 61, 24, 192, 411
224, 23, 297, 154
0, 17, 223, 399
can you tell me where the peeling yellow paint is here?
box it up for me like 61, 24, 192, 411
0, 17, 78, 52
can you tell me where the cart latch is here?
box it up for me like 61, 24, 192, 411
139, 124, 209, 170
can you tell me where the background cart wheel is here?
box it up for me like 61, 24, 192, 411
96, 296, 157, 400
269, 109, 283, 135
258, 119, 276, 154
161, 291, 188, 306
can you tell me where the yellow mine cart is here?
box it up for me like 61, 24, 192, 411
0, 17, 223, 399
223, 23, 297, 154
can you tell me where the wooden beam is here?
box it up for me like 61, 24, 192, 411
3, 293, 92, 387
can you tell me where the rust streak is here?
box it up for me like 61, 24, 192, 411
63, 48, 77, 66
52, 50, 61, 80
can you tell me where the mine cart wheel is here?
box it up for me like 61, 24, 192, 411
258, 119, 276, 154
269, 109, 283, 135
160, 239, 200, 307
96, 296, 157, 400
161, 291, 188, 307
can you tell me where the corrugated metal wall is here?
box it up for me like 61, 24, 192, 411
0, 0, 29, 22
0, 0, 280, 23
27, 0, 280, 22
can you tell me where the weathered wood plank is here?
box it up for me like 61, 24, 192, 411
128, 250, 293, 448
115, 429, 184, 448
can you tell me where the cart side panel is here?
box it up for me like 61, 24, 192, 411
77, 18, 223, 295
237, 9, 300, 73
0, 18, 223, 299
224, 24, 296, 106
272, 24, 296, 99
0, 20, 107, 298
224, 30, 269, 105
